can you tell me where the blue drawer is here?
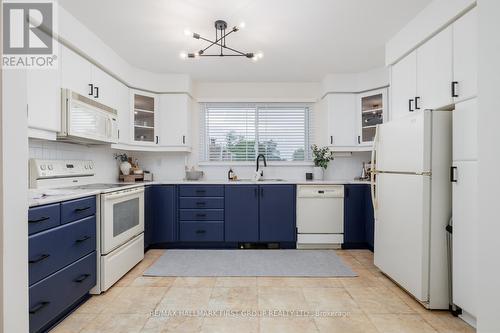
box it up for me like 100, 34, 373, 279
179, 209, 224, 221
29, 216, 96, 285
179, 197, 224, 209
61, 196, 96, 225
178, 185, 224, 197
29, 251, 96, 333
179, 222, 224, 242
28, 203, 60, 235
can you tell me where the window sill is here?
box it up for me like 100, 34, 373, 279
198, 161, 315, 167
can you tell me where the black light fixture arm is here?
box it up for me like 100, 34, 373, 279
185, 20, 257, 59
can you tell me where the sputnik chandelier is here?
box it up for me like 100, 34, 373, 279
180, 20, 263, 61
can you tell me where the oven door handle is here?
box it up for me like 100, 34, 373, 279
103, 188, 144, 200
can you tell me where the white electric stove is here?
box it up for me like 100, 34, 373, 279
29, 159, 144, 293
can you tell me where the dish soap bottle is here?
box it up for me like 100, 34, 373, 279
228, 168, 235, 181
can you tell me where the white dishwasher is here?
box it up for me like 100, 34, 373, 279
296, 185, 344, 249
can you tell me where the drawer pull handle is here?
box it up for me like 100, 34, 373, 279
196, 230, 206, 234
196, 202, 206, 205
29, 301, 50, 314
75, 235, 91, 243
28, 216, 50, 223
74, 273, 91, 283
195, 190, 206, 193
196, 213, 207, 218
29, 254, 50, 264
75, 206, 91, 212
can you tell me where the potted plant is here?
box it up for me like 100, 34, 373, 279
311, 145, 334, 180
114, 153, 131, 176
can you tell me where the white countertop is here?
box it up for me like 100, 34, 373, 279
28, 179, 370, 207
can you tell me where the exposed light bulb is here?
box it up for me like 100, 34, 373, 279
183, 29, 192, 36
238, 21, 246, 29
179, 52, 188, 59
256, 51, 264, 59
251, 56, 259, 62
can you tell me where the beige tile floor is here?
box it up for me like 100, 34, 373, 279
51, 249, 475, 333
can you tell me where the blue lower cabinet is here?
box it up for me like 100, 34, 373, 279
179, 209, 224, 221
144, 186, 153, 249
29, 216, 96, 285
259, 185, 296, 242
178, 185, 224, 197
179, 222, 224, 242
225, 185, 259, 242
343, 185, 367, 246
151, 185, 177, 244
364, 187, 375, 250
29, 251, 96, 333
28, 203, 60, 235
60, 196, 96, 225
343, 184, 374, 250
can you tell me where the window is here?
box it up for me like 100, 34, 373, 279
200, 103, 312, 162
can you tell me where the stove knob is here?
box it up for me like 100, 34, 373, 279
89, 164, 93, 169
40, 165, 46, 170
84, 165, 88, 170
47, 164, 53, 170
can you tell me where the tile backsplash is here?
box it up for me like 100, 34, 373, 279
29, 139, 370, 183
29, 139, 121, 183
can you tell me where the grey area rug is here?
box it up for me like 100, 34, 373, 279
144, 250, 357, 277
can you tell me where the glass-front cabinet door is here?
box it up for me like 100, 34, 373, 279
131, 90, 158, 144
358, 88, 388, 145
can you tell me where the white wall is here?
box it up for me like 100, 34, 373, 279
477, 0, 500, 332
194, 82, 320, 102
321, 67, 389, 95
1, 70, 29, 331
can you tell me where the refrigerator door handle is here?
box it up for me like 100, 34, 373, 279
371, 125, 379, 215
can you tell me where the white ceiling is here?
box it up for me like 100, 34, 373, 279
59, 0, 431, 82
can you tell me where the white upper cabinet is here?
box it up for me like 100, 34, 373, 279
453, 98, 477, 161
91, 66, 123, 110
390, 50, 417, 120
417, 26, 453, 110
61, 45, 93, 97
158, 94, 191, 148
131, 90, 158, 145
27, 37, 61, 135
116, 83, 130, 144
357, 88, 388, 145
61, 45, 123, 110
390, 7, 477, 119
325, 94, 357, 147
453, 7, 477, 103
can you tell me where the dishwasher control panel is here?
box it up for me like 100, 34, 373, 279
296, 185, 344, 198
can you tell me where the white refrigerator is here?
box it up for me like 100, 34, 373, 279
371, 109, 452, 309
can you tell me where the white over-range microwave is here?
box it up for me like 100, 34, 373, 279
58, 88, 119, 144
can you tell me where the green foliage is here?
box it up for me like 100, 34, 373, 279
113, 153, 128, 162
311, 145, 334, 169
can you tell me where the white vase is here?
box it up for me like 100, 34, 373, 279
120, 161, 132, 176
313, 167, 324, 180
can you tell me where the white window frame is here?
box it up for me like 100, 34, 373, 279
199, 102, 314, 165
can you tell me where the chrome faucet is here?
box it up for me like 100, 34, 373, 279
256, 154, 267, 179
